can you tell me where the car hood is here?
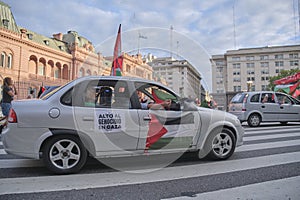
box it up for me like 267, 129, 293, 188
197, 107, 241, 126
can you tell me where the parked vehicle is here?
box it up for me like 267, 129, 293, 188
2, 76, 244, 174
229, 91, 300, 127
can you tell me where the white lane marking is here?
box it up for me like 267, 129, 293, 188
0, 159, 43, 168
0, 151, 300, 195
243, 125, 300, 132
0, 137, 300, 169
243, 132, 300, 141
0, 149, 6, 155
163, 176, 300, 200
237, 139, 300, 152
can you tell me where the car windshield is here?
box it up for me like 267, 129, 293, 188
230, 93, 246, 103
290, 96, 300, 104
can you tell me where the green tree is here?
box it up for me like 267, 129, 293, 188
268, 68, 300, 90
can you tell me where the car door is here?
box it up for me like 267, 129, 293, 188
260, 92, 280, 121
73, 79, 140, 155
275, 93, 300, 121
134, 82, 200, 151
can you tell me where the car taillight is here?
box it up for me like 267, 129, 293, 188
8, 109, 17, 123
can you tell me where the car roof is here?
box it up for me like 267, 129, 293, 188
76, 76, 168, 88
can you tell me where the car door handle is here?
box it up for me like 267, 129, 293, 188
143, 116, 152, 121
261, 105, 265, 108
83, 117, 94, 121
280, 106, 284, 109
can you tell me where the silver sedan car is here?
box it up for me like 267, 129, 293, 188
2, 76, 244, 174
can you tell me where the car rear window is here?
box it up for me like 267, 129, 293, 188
230, 93, 246, 103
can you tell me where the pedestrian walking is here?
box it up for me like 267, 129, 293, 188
1, 77, 17, 117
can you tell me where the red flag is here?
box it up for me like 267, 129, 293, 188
111, 24, 123, 76
145, 114, 168, 149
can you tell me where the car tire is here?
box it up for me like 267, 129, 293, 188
203, 128, 236, 160
43, 135, 87, 174
247, 113, 261, 127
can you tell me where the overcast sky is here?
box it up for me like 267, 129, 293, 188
5, 0, 300, 90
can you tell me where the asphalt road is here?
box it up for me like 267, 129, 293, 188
0, 122, 300, 200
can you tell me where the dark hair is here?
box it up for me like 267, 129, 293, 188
3, 77, 12, 86
3, 77, 17, 95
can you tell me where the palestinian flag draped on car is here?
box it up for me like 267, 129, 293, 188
145, 88, 196, 150
111, 24, 123, 76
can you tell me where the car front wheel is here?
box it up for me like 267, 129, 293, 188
204, 128, 236, 160
43, 135, 87, 174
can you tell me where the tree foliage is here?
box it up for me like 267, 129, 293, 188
268, 68, 300, 90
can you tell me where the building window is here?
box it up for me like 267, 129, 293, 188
261, 69, 269, 74
246, 63, 255, 68
275, 61, 284, 67
233, 86, 241, 92
126, 64, 131, 73
38, 65, 44, 76
261, 77, 269, 82
246, 56, 254, 61
27, 33, 33, 40
260, 62, 269, 67
290, 60, 299, 67
78, 68, 84, 77
275, 54, 283, 59
0, 53, 5, 67
233, 71, 240, 75
233, 77, 241, 82
289, 53, 298, 59
260, 55, 269, 60
2, 19, 9, 28
261, 85, 268, 91
7, 54, 12, 68
233, 63, 240, 68
247, 77, 255, 81
86, 69, 91, 76
232, 57, 240, 61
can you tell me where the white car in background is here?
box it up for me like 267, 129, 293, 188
2, 76, 244, 174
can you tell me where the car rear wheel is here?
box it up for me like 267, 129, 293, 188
43, 135, 87, 174
247, 113, 261, 127
203, 128, 236, 160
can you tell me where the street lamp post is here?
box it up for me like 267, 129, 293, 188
247, 80, 253, 92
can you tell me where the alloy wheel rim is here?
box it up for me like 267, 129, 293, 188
49, 139, 81, 169
212, 133, 233, 157
250, 115, 259, 126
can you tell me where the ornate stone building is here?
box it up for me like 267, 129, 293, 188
106, 53, 153, 79
0, 1, 152, 99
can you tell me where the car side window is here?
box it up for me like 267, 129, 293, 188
79, 80, 131, 109
250, 94, 260, 102
261, 93, 275, 103
134, 82, 179, 111
61, 87, 74, 106
276, 93, 292, 105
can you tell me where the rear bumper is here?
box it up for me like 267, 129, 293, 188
229, 111, 247, 122
2, 124, 50, 159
